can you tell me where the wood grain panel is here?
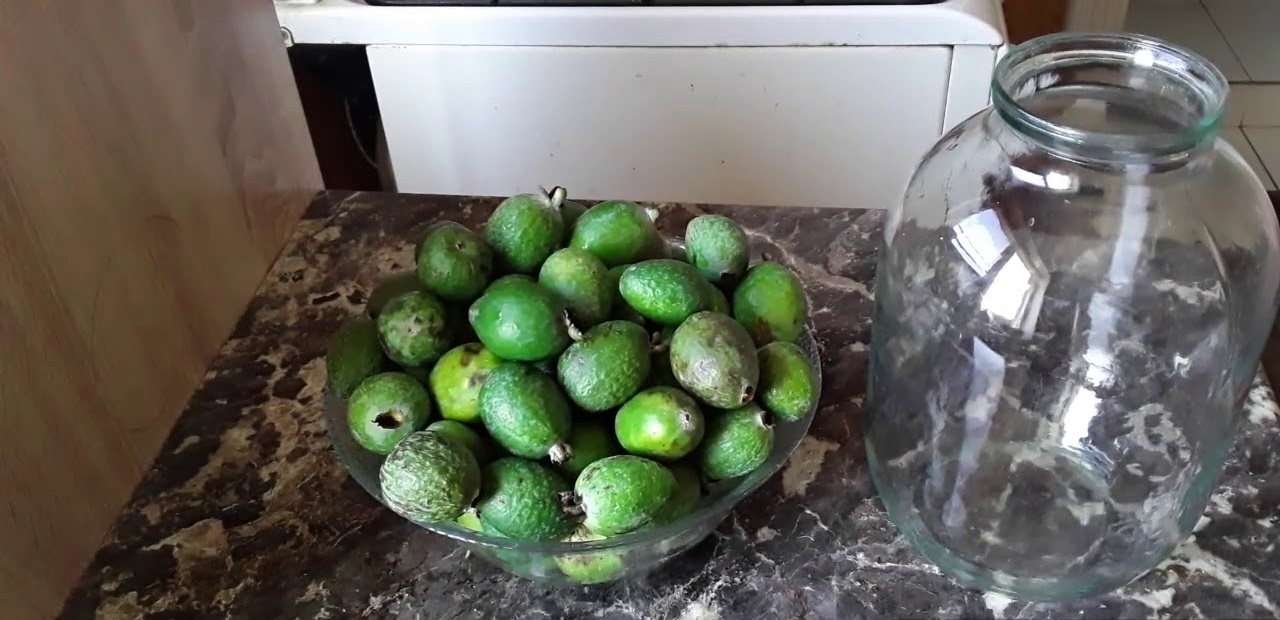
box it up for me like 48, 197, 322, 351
0, 2, 320, 617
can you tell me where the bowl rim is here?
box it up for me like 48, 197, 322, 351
327, 325, 821, 555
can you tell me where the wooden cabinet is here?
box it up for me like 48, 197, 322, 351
0, 2, 320, 617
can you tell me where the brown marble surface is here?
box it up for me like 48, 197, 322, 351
60, 191, 1280, 619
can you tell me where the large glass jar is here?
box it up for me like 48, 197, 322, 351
867, 33, 1280, 601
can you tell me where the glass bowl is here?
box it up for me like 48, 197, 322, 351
324, 328, 820, 584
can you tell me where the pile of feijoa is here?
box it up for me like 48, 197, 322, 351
326, 187, 818, 575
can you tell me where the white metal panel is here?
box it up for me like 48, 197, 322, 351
369, 44, 952, 209
942, 45, 996, 132
280, 0, 1004, 47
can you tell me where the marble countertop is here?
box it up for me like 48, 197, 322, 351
61, 191, 1280, 619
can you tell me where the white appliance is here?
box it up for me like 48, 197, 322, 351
277, 0, 1005, 210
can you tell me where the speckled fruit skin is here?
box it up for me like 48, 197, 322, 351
484, 191, 565, 274
476, 457, 576, 541
326, 317, 385, 399
606, 265, 646, 324
478, 363, 573, 461
554, 526, 627, 584
615, 387, 705, 461
570, 200, 664, 267
347, 372, 432, 455
645, 463, 703, 528
732, 261, 808, 346
379, 430, 480, 524
619, 259, 711, 325
426, 419, 493, 464
757, 341, 819, 422
376, 290, 453, 367
366, 272, 426, 318
685, 215, 749, 286
428, 342, 502, 424
669, 311, 760, 409
538, 247, 613, 328
575, 455, 675, 536
556, 321, 651, 412
468, 279, 571, 362
417, 221, 494, 302
556, 421, 621, 480
698, 403, 774, 481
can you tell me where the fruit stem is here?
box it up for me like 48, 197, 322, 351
648, 331, 668, 354
558, 491, 585, 518
543, 185, 567, 210
565, 311, 584, 342
548, 442, 575, 465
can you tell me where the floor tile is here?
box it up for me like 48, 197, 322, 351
1243, 127, 1280, 190
1126, 0, 1249, 81
1203, 0, 1280, 81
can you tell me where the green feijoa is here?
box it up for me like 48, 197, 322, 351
326, 317, 385, 398
367, 272, 426, 318
469, 279, 571, 362
607, 265, 646, 324
685, 214, 749, 286
557, 421, 622, 480
557, 321, 651, 412
698, 403, 774, 481
479, 363, 574, 463
538, 247, 613, 328
757, 341, 819, 422
476, 457, 577, 541
570, 200, 664, 267
487, 273, 535, 291
555, 526, 627, 584
484, 187, 567, 274
417, 221, 494, 302
646, 463, 703, 528
456, 507, 484, 532
347, 372, 433, 455
615, 387, 705, 461
669, 311, 759, 409
377, 290, 453, 367
380, 430, 481, 523
429, 342, 502, 424
733, 261, 808, 345
575, 455, 675, 536
619, 259, 711, 325
427, 419, 493, 464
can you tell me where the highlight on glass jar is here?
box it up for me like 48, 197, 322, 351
867, 32, 1280, 602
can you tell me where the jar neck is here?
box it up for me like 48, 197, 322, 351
992, 33, 1228, 168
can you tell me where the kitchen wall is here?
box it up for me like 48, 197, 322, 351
0, 2, 320, 617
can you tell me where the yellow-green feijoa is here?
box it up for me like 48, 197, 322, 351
619, 259, 711, 325
426, 419, 493, 464
484, 187, 567, 274
757, 341, 819, 422
557, 421, 622, 480
733, 262, 808, 346
428, 342, 502, 424
557, 321, 651, 412
570, 200, 664, 267
379, 430, 480, 523
417, 221, 494, 302
538, 247, 613, 328
479, 362, 574, 463
326, 317, 385, 399
669, 311, 760, 409
615, 387, 705, 462
555, 526, 627, 584
367, 272, 425, 318
645, 463, 703, 528
698, 403, 774, 481
574, 455, 675, 536
377, 290, 453, 366
469, 279, 571, 362
685, 215, 749, 286
476, 457, 577, 541
347, 372, 432, 454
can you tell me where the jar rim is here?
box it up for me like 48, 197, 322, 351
992, 32, 1229, 163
